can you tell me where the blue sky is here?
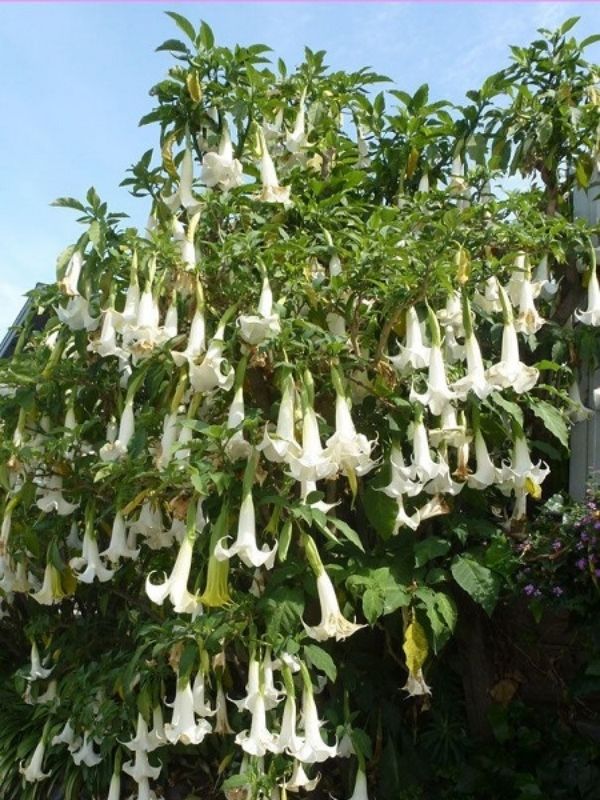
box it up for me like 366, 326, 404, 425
1, 1, 599, 335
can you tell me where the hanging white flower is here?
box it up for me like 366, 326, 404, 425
164, 674, 212, 745
297, 665, 338, 763
388, 306, 430, 373
237, 275, 281, 346
215, 485, 278, 569
287, 382, 337, 483
568, 376, 593, 423
467, 429, 502, 490
189, 318, 235, 393
101, 511, 140, 563
283, 760, 321, 792
285, 89, 308, 153
452, 294, 493, 401
27, 641, 53, 681
201, 124, 244, 190
31, 561, 67, 605
71, 732, 102, 767
534, 255, 559, 299
171, 307, 206, 367
163, 145, 200, 212
473, 276, 502, 314
514, 271, 545, 335
19, 736, 50, 782
58, 251, 83, 296
347, 768, 369, 800
235, 689, 277, 757
258, 128, 291, 205
145, 519, 201, 614
99, 398, 135, 462
325, 370, 377, 480
575, 252, 600, 326
258, 375, 301, 463
70, 524, 114, 584
225, 386, 252, 461
35, 474, 78, 516
410, 307, 455, 416
56, 296, 99, 332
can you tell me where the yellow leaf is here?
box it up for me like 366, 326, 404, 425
121, 489, 152, 518
455, 245, 471, 285
186, 71, 203, 103
162, 133, 179, 180
403, 620, 429, 677
406, 147, 419, 179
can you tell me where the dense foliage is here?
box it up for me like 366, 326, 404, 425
0, 14, 599, 800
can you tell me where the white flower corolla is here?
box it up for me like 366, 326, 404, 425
258, 129, 291, 205
171, 307, 206, 367
58, 251, 83, 296
452, 298, 493, 400
442, 325, 465, 364
214, 681, 233, 734
88, 307, 125, 360
35, 474, 78, 516
473, 276, 502, 314
258, 376, 301, 463
272, 692, 305, 758
283, 760, 320, 792
34, 679, 57, 705
163, 146, 200, 212
304, 570, 365, 642
31, 561, 66, 605
99, 399, 135, 462
147, 706, 166, 752
189, 320, 235, 393
263, 108, 284, 143
388, 306, 430, 373
568, 377, 593, 423
162, 296, 179, 342
235, 690, 276, 756
263, 648, 285, 709
122, 287, 163, 360
215, 491, 278, 569
124, 714, 155, 753
285, 90, 308, 153
287, 404, 337, 483
101, 511, 139, 563
423, 454, 463, 497
70, 528, 114, 584
410, 345, 456, 417
128, 776, 158, 800
506, 252, 529, 306
297, 678, 337, 763
467, 430, 502, 490
225, 386, 252, 461
486, 283, 539, 394
409, 416, 443, 483
27, 642, 53, 681
192, 671, 216, 718
428, 405, 467, 450
130, 501, 173, 551
534, 255, 559, 299
201, 125, 244, 190
107, 768, 121, 800
231, 655, 261, 712
145, 530, 200, 614
403, 668, 431, 697
325, 381, 377, 480
156, 411, 180, 470
173, 216, 199, 270
575, 259, 600, 326
52, 719, 76, 747
237, 275, 281, 346
164, 675, 212, 745
19, 736, 50, 782
499, 435, 550, 498
514, 273, 545, 335
348, 768, 369, 800
56, 296, 99, 332
122, 747, 161, 783
71, 732, 102, 767
356, 124, 371, 169
437, 291, 464, 334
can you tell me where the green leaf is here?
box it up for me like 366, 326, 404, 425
451, 555, 500, 616
489, 392, 524, 430
198, 21, 215, 50
329, 517, 364, 552
304, 644, 337, 682
363, 483, 397, 540
558, 16, 579, 36
165, 11, 196, 42
362, 588, 384, 624
575, 153, 594, 189
414, 537, 450, 568
434, 592, 457, 632
581, 34, 600, 49
51, 196, 86, 212
258, 586, 304, 640
529, 398, 569, 450
155, 38, 190, 54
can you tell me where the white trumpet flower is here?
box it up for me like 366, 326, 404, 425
215, 491, 278, 569
124, 714, 156, 753
156, 412, 179, 470
19, 737, 50, 782
52, 719, 75, 747
575, 263, 600, 326
147, 706, 166, 752
88, 307, 125, 359
514, 274, 545, 335
70, 528, 114, 583
71, 732, 102, 767
163, 146, 199, 212
273, 692, 305, 758
287, 406, 337, 483
442, 325, 465, 364
145, 530, 200, 614
348, 769, 369, 800
473, 276, 502, 314
297, 681, 337, 763
192, 671, 216, 718
258, 377, 301, 463
486, 283, 539, 394
410, 416, 443, 483
235, 690, 276, 756
35, 474, 78, 516
56, 296, 99, 332
101, 511, 139, 562
58, 251, 83, 296
410, 345, 455, 416
452, 308, 493, 400
304, 570, 365, 642
189, 320, 235, 393
356, 124, 371, 169
237, 275, 281, 346
284, 760, 320, 792
437, 291, 463, 334
201, 125, 244, 190
99, 399, 135, 462
568, 377, 593, 423
388, 306, 430, 373
31, 561, 66, 605
285, 90, 308, 153
404, 668, 431, 697
171, 308, 206, 367
325, 388, 377, 479
122, 748, 161, 783
107, 768, 121, 800
258, 130, 291, 205
225, 386, 252, 461
500, 435, 550, 497
534, 255, 559, 299
214, 682, 233, 734
467, 430, 501, 490
27, 642, 53, 681
165, 675, 212, 745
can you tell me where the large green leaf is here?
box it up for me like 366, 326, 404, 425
451, 556, 500, 616
529, 398, 569, 450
